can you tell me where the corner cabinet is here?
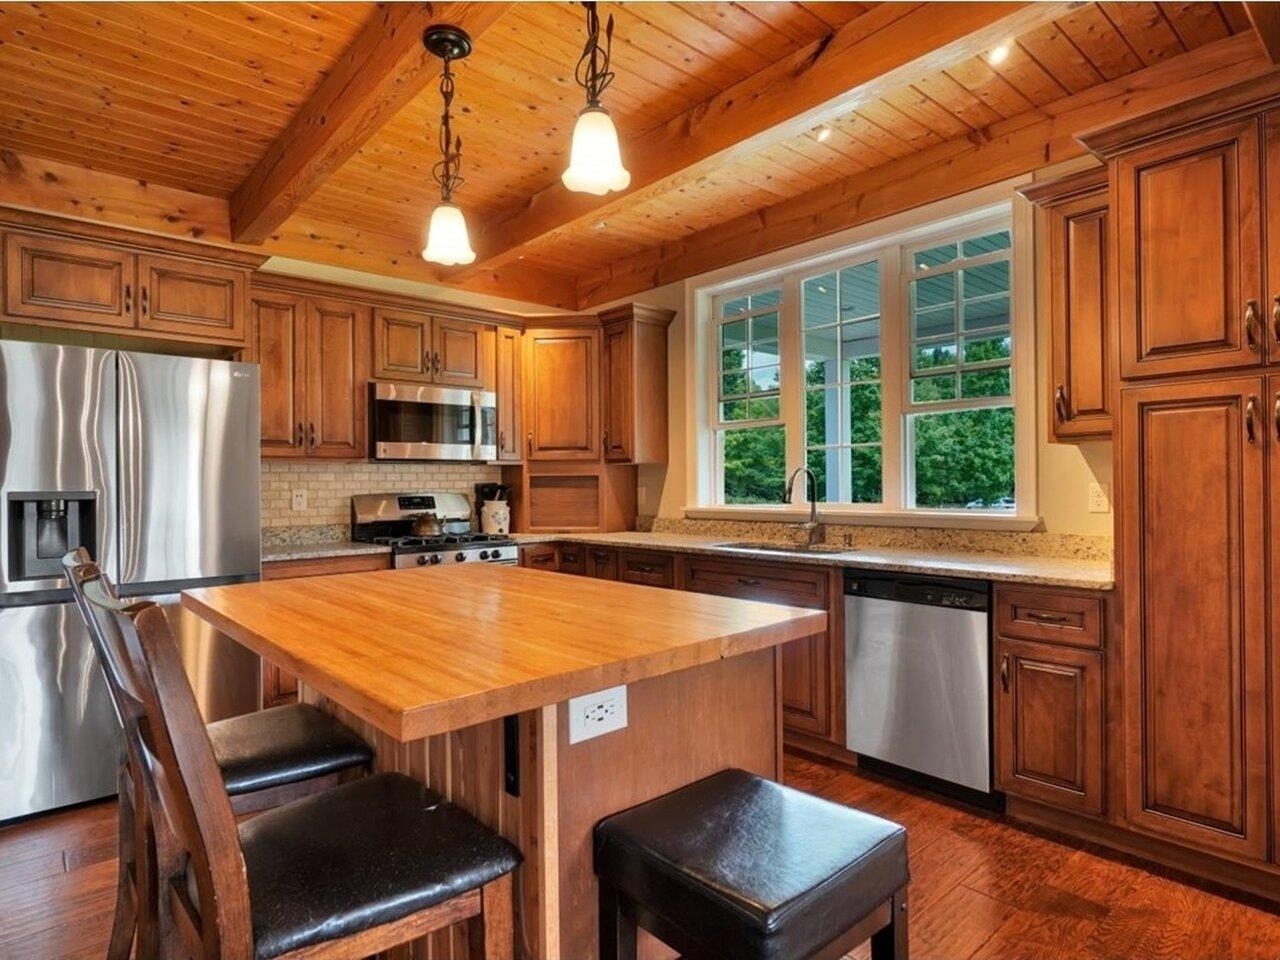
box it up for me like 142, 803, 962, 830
1119, 376, 1269, 863
599, 304, 675, 463
250, 285, 371, 460
2, 226, 255, 346
1020, 169, 1113, 440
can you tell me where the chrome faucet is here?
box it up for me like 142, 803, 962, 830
784, 466, 824, 548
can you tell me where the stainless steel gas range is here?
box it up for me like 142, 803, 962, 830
351, 492, 518, 568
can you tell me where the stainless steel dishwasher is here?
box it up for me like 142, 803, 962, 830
844, 571, 993, 801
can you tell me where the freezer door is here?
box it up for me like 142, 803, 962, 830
0, 603, 119, 821
118, 352, 260, 586
0, 342, 116, 597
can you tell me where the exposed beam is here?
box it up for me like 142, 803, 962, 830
454, 1, 1074, 279
1245, 2, 1280, 63
229, 2, 512, 245
572, 33, 1275, 308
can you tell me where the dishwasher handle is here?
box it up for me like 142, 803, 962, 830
845, 570, 989, 611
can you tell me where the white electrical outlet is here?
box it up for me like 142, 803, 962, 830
1087, 482, 1111, 514
568, 685, 628, 744
290, 488, 308, 512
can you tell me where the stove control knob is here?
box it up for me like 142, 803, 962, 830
429, 554, 443, 566
456, 552, 466, 563
479, 550, 490, 560
416, 555, 428, 566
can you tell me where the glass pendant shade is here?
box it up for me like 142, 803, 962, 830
562, 106, 631, 195
422, 202, 476, 266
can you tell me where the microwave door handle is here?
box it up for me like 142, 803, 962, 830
471, 391, 483, 460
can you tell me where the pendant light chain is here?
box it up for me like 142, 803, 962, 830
575, 1, 615, 109
433, 53, 464, 203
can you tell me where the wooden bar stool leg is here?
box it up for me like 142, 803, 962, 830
598, 883, 637, 960
870, 886, 909, 960
107, 763, 137, 960
468, 873, 514, 960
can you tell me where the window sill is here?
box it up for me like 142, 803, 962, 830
683, 505, 1043, 532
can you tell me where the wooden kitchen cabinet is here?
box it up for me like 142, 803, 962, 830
996, 637, 1104, 817
584, 546, 618, 579
249, 291, 307, 458
518, 542, 559, 571
1087, 116, 1264, 379
599, 304, 675, 463
4, 231, 135, 327
372, 309, 489, 388
557, 542, 586, 575
1021, 170, 1113, 440
135, 253, 247, 342
524, 324, 601, 460
495, 326, 523, 461
617, 549, 675, 589
1119, 376, 1269, 861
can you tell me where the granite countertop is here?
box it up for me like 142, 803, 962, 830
261, 541, 392, 563
512, 531, 1114, 591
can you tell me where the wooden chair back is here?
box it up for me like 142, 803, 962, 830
63, 552, 253, 960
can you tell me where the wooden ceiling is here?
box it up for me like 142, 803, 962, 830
0, 2, 1274, 310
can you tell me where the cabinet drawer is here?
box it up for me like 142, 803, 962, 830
557, 543, 586, 575
585, 546, 618, 580
682, 558, 827, 609
519, 543, 559, 571
617, 550, 674, 588
995, 586, 1103, 649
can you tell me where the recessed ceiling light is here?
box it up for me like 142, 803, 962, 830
816, 126, 832, 142
594, 220, 608, 230
988, 43, 1011, 65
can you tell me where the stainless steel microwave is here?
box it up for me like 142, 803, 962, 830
370, 381, 497, 461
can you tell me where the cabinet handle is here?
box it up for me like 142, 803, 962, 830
1024, 610, 1070, 625
1053, 385, 1069, 424
1246, 395, 1259, 444
602, 430, 609, 450
632, 563, 655, 574
124, 283, 133, 314
423, 350, 432, 373
308, 422, 316, 451
1272, 295, 1280, 344
432, 351, 441, 375
499, 430, 506, 450
141, 286, 149, 317
531, 554, 553, 565
1245, 299, 1260, 352
737, 577, 762, 587
296, 422, 303, 448
592, 550, 611, 562
1000, 654, 1010, 693
1274, 393, 1280, 443
526, 432, 533, 454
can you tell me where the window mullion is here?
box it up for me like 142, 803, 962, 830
881, 247, 906, 512
779, 274, 805, 503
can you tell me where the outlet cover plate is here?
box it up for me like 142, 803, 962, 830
291, 489, 308, 512
568, 685, 628, 744
1087, 482, 1111, 514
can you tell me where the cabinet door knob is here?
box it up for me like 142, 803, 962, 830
1053, 386, 1069, 424
1245, 299, 1260, 352
1000, 654, 1010, 693
1246, 395, 1258, 445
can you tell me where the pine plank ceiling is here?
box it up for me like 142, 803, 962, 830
0, 1, 1265, 309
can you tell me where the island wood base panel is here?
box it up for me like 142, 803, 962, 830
302, 646, 782, 960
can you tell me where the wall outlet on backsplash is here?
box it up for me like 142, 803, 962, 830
1087, 482, 1110, 514
290, 489, 308, 512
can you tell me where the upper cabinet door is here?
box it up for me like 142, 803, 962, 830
1047, 188, 1112, 440
1263, 111, 1280, 363
601, 320, 633, 461
1120, 376, 1269, 862
525, 328, 600, 460
250, 291, 307, 459
1114, 118, 1264, 379
433, 317, 488, 388
305, 298, 371, 459
4, 231, 135, 327
372, 307, 432, 382
136, 254, 247, 344
495, 327, 523, 462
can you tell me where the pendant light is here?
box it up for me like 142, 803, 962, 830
422, 25, 476, 266
563, 2, 630, 196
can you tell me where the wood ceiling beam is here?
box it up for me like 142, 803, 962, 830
1245, 2, 1280, 63
571, 32, 1274, 309
229, 2, 512, 245
453, 1, 1073, 280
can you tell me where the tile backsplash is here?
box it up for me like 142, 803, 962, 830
261, 460, 501, 529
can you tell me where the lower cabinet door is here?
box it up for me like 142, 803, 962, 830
585, 547, 618, 579
996, 638, 1103, 816
779, 635, 829, 737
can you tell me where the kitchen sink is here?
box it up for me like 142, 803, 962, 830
714, 541, 852, 554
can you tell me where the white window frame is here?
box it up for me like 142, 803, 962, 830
686, 183, 1037, 529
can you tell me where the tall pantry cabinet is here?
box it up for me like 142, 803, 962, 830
1082, 78, 1280, 868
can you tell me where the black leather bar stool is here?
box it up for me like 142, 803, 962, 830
595, 769, 910, 960
63, 550, 374, 960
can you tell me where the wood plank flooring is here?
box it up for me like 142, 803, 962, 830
2, 754, 1278, 959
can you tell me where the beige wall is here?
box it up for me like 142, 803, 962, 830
616, 240, 1115, 538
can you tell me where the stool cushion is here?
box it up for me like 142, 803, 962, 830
594, 769, 908, 960
208, 703, 373, 795
191, 772, 521, 959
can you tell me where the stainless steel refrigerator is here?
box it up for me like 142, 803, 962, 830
0, 342, 262, 822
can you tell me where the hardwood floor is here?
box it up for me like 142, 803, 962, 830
2, 754, 1278, 959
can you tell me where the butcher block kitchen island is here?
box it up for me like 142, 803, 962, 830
182, 564, 827, 960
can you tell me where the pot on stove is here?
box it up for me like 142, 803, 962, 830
410, 511, 444, 537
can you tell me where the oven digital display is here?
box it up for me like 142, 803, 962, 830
397, 495, 436, 511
